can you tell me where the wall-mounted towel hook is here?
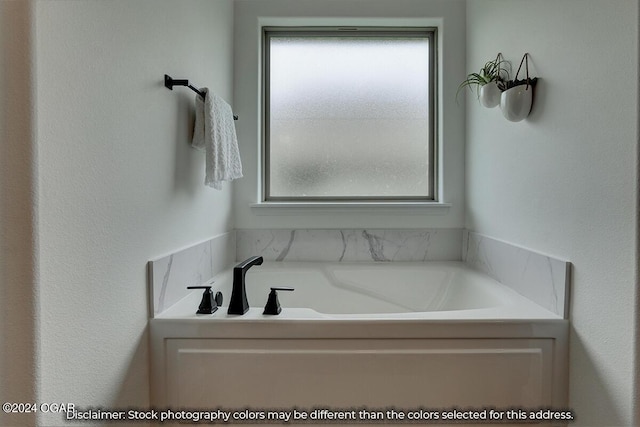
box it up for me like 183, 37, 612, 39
164, 74, 238, 120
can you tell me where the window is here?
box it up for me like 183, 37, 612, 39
262, 27, 437, 202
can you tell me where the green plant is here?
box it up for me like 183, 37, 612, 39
456, 54, 510, 101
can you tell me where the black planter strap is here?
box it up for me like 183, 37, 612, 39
515, 53, 531, 89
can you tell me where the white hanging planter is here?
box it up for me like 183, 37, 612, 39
479, 81, 502, 108
500, 83, 533, 122
499, 53, 538, 122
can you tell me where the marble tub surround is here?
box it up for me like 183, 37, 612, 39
148, 231, 235, 317
236, 229, 463, 262
462, 231, 571, 319
149, 229, 570, 320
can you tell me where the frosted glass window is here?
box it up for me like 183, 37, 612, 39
264, 28, 436, 201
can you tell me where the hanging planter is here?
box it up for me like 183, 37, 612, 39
479, 81, 502, 108
500, 53, 538, 122
457, 53, 510, 108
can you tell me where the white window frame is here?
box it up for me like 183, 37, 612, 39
260, 26, 439, 205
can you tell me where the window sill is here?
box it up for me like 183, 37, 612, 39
250, 201, 451, 215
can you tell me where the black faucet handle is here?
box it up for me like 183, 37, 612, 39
187, 285, 220, 315
270, 287, 294, 292
263, 287, 294, 315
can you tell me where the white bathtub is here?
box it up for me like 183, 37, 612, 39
156, 261, 560, 320
151, 261, 568, 424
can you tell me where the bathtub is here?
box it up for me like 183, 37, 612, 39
156, 261, 561, 320
150, 261, 568, 425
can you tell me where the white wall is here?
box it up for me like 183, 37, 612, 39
465, 1, 638, 425
34, 0, 235, 424
0, 2, 38, 426
233, 0, 466, 229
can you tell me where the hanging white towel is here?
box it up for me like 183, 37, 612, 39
192, 88, 243, 190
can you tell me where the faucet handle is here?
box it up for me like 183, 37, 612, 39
263, 287, 294, 315
187, 285, 222, 315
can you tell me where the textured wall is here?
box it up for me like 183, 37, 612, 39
34, 1, 235, 425
465, 1, 638, 425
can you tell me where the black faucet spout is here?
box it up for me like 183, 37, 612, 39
227, 256, 263, 315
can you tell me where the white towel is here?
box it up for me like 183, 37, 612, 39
192, 88, 243, 189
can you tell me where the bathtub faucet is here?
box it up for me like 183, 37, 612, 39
227, 256, 263, 315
